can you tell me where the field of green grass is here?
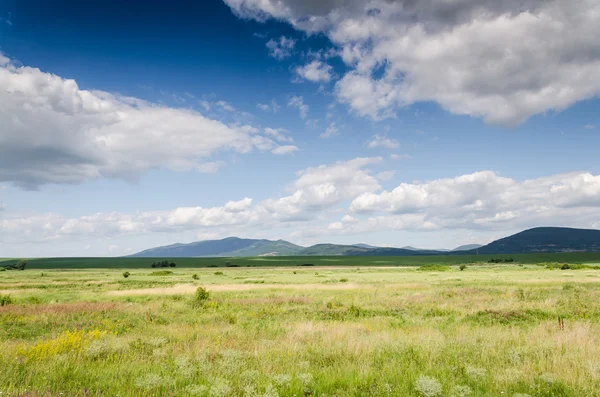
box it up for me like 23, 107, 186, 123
3, 263, 600, 396
3, 251, 600, 269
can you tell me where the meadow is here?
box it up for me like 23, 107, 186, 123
2, 261, 600, 396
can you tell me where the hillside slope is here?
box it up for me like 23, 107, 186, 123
130, 237, 303, 257
475, 227, 600, 254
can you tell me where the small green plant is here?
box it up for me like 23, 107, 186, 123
415, 375, 443, 397
214, 271, 224, 276
459, 264, 467, 271
191, 287, 210, 308
0, 294, 14, 306
192, 274, 199, 280
339, 277, 348, 282
122, 271, 130, 278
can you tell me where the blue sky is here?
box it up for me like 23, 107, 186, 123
1, 0, 599, 256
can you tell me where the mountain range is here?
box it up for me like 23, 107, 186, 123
130, 227, 600, 257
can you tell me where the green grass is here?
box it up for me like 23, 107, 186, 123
3, 251, 600, 269
2, 265, 600, 395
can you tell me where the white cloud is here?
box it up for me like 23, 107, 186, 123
266, 36, 296, 60
295, 60, 333, 83
0, 55, 291, 188
390, 153, 411, 160
257, 99, 281, 113
264, 127, 294, 142
224, 0, 600, 125
367, 134, 400, 149
272, 145, 299, 155
199, 100, 211, 111
349, 171, 600, 231
215, 100, 235, 112
320, 122, 338, 138
288, 95, 309, 118
584, 124, 596, 130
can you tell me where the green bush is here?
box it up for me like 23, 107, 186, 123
0, 294, 14, 307
192, 274, 199, 280
214, 271, 224, 276
339, 278, 349, 282
122, 271, 130, 278
191, 287, 210, 308
459, 264, 467, 271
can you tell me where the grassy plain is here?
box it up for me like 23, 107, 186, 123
2, 263, 600, 396
3, 251, 600, 269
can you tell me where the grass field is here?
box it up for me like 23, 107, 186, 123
3, 251, 600, 269
3, 262, 600, 396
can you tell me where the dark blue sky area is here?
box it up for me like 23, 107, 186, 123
0, 0, 316, 99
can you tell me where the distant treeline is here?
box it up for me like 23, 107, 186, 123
150, 260, 176, 268
1, 260, 27, 271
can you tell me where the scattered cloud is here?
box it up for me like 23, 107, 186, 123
266, 36, 296, 60
367, 134, 400, 149
215, 100, 235, 112
272, 145, 299, 155
264, 127, 294, 143
288, 95, 309, 118
295, 60, 333, 83
584, 124, 596, 130
390, 153, 412, 160
225, 0, 600, 125
257, 99, 280, 113
320, 122, 339, 138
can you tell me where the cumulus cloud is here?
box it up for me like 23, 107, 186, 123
0, 157, 383, 246
0, 55, 291, 188
367, 134, 400, 149
348, 171, 600, 231
295, 60, 333, 83
288, 95, 309, 118
224, 0, 600, 125
266, 36, 296, 60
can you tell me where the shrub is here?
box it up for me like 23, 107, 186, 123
459, 264, 467, 271
122, 271, 130, 278
339, 278, 349, 282
0, 294, 14, 307
488, 258, 514, 264
191, 287, 210, 308
415, 375, 443, 397
214, 271, 224, 276
192, 274, 199, 280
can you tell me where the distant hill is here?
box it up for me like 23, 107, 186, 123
474, 227, 600, 254
452, 244, 483, 252
130, 237, 303, 257
297, 244, 369, 256
130, 227, 600, 258
353, 243, 380, 249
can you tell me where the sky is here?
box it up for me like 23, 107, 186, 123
0, 0, 599, 256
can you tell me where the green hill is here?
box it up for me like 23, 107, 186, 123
475, 227, 600, 254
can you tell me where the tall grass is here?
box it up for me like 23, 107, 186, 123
1, 266, 600, 395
